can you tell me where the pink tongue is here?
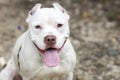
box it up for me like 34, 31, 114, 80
44, 49, 60, 67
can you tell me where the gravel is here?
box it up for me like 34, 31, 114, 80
0, 0, 120, 80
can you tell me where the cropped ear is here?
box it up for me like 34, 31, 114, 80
26, 3, 41, 23
53, 3, 70, 20
29, 3, 41, 16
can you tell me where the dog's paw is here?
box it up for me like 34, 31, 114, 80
0, 57, 6, 70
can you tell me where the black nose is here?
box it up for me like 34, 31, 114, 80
44, 35, 56, 45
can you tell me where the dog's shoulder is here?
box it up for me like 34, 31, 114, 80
13, 31, 28, 53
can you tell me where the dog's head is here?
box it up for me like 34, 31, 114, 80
26, 3, 70, 67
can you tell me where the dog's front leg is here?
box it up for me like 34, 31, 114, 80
0, 58, 17, 80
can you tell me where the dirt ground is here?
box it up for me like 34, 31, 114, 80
0, 0, 120, 80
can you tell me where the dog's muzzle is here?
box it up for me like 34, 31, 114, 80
32, 37, 68, 67
33, 37, 67, 53
44, 35, 56, 49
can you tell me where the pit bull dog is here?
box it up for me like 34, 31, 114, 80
0, 3, 76, 80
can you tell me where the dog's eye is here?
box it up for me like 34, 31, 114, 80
35, 25, 41, 29
57, 24, 63, 28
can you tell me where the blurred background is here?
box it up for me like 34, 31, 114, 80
0, 0, 120, 80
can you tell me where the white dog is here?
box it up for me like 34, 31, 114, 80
0, 3, 76, 80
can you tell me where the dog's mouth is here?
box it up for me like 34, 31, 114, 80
44, 48, 60, 67
33, 39, 67, 67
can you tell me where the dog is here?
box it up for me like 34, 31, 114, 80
0, 3, 76, 80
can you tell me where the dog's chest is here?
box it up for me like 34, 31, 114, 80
30, 64, 68, 80
18, 50, 70, 80
20, 59, 69, 80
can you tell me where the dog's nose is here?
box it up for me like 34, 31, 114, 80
44, 35, 56, 45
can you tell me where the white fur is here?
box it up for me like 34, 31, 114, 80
0, 3, 76, 80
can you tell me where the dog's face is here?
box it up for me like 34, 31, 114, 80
26, 3, 70, 67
